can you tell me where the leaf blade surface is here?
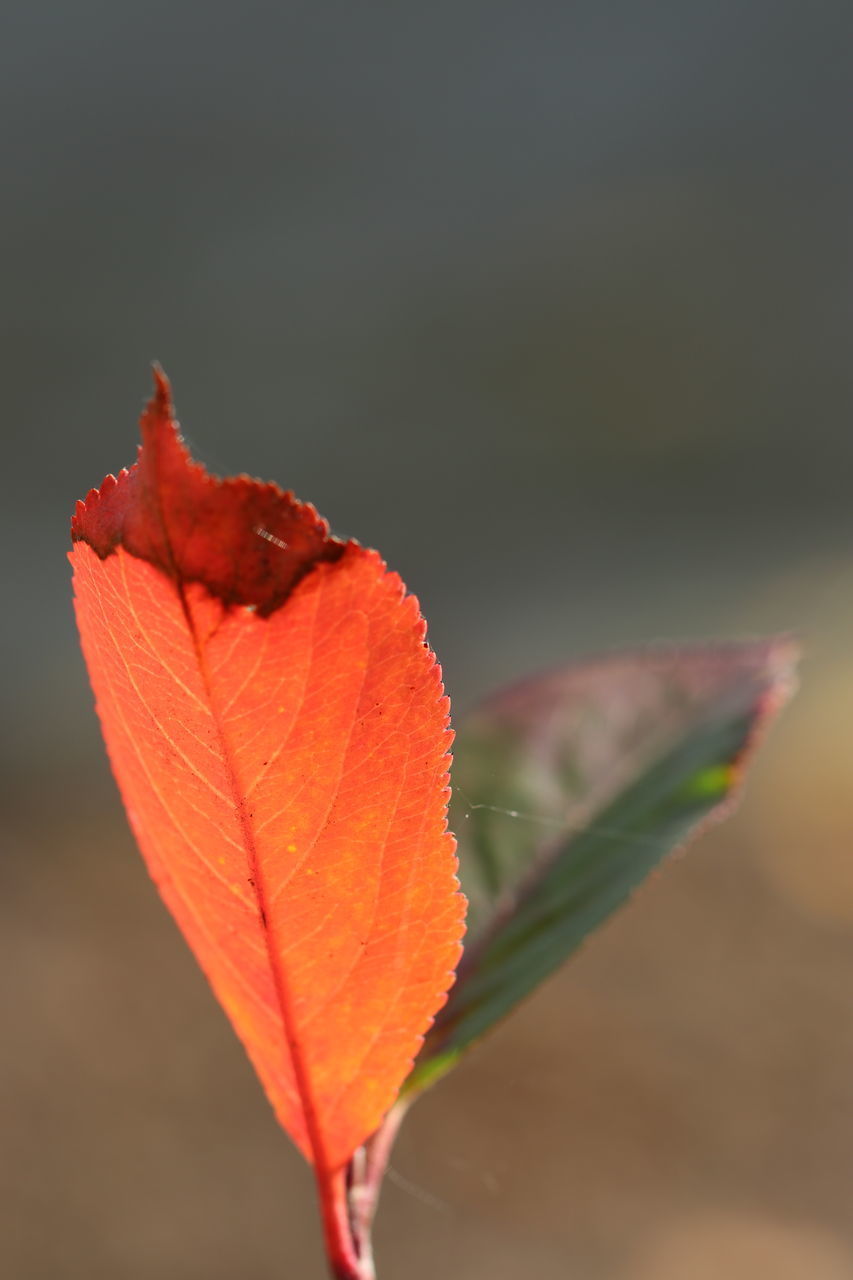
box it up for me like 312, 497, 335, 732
411, 642, 796, 1088
70, 373, 464, 1173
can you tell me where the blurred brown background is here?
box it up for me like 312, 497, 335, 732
2, 2, 853, 1276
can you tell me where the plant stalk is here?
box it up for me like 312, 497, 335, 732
344, 1097, 412, 1276
317, 1166, 375, 1280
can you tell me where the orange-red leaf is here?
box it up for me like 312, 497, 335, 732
70, 371, 464, 1176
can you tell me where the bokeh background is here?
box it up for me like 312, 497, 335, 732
2, 2, 853, 1276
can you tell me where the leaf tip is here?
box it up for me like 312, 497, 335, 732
140, 361, 183, 459
761, 633, 801, 697
150, 361, 173, 412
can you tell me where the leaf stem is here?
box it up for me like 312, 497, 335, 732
344, 1097, 412, 1276
318, 1166, 374, 1280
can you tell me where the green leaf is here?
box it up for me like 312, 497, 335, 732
408, 640, 797, 1091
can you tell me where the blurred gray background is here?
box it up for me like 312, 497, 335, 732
2, 2, 853, 1277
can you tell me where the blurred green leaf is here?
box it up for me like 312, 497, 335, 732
408, 640, 797, 1092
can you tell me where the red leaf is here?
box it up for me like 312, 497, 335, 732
70, 371, 464, 1193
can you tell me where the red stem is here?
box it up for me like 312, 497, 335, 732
345, 1098, 411, 1276
318, 1166, 374, 1280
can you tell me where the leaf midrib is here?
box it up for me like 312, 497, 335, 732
178, 579, 334, 1177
